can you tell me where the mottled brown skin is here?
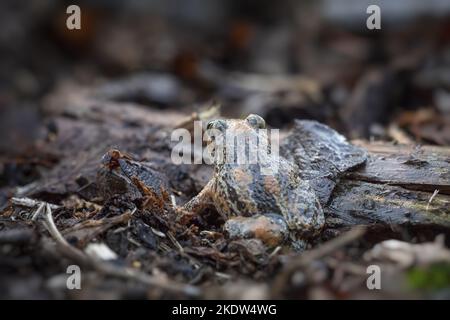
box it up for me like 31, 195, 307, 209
183, 114, 325, 247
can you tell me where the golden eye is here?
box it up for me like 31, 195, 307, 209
246, 114, 266, 129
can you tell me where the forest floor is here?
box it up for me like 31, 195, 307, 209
0, 2, 449, 299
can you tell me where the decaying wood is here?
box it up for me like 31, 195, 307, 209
327, 141, 450, 232
350, 142, 450, 194
326, 181, 450, 229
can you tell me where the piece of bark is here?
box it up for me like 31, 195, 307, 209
325, 141, 450, 234
281, 119, 368, 205
348, 141, 450, 195
326, 180, 450, 229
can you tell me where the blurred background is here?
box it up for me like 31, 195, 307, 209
0, 0, 449, 181
0, 0, 450, 300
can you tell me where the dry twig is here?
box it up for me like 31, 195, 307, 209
33, 201, 201, 297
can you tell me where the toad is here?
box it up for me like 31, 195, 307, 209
182, 114, 324, 248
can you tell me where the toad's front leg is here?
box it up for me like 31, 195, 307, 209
178, 179, 216, 224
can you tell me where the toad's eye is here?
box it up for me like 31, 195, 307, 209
246, 114, 266, 129
206, 119, 227, 132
